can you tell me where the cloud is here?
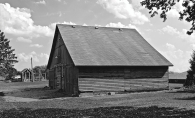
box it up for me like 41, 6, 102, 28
162, 26, 180, 35
160, 43, 191, 72
18, 51, 48, 63
166, 43, 175, 50
97, 0, 149, 24
191, 44, 195, 50
34, 0, 46, 5
18, 51, 40, 62
17, 37, 32, 43
82, 23, 88, 26
0, 3, 53, 38
161, 25, 195, 43
50, 21, 76, 30
167, 9, 180, 18
94, 24, 102, 27
40, 53, 49, 60
105, 22, 137, 29
164, 0, 185, 18
30, 44, 43, 48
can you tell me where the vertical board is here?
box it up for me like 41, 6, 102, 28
63, 66, 79, 96
61, 66, 65, 91
48, 32, 79, 96
49, 69, 54, 89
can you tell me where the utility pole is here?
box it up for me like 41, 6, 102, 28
31, 57, 34, 82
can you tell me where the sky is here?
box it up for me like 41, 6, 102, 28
0, 0, 195, 72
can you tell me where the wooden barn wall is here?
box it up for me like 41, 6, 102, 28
78, 66, 169, 92
78, 66, 168, 79
48, 32, 78, 96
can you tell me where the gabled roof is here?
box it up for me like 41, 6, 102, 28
21, 68, 32, 73
48, 24, 173, 68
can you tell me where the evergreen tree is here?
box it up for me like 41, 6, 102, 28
185, 50, 195, 86
0, 30, 18, 79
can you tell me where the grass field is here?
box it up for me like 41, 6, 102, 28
0, 80, 195, 117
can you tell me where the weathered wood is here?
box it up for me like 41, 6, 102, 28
78, 66, 168, 79
48, 69, 54, 89
79, 78, 168, 92
48, 29, 170, 96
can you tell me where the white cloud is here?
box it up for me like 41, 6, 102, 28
30, 44, 43, 48
94, 24, 102, 27
34, 0, 46, 5
97, 0, 149, 24
160, 43, 191, 72
18, 51, 39, 62
191, 44, 195, 50
50, 21, 76, 30
161, 25, 195, 43
18, 51, 48, 63
106, 22, 137, 29
0, 3, 53, 38
82, 23, 88, 26
162, 26, 180, 35
17, 37, 32, 43
167, 9, 180, 18
155, 0, 183, 18
166, 43, 175, 50
40, 53, 49, 60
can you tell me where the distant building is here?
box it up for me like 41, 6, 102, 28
21, 68, 32, 82
21, 68, 47, 82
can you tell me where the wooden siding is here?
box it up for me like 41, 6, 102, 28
78, 66, 169, 92
79, 78, 168, 92
78, 66, 168, 79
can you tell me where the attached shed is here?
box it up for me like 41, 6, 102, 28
47, 24, 173, 96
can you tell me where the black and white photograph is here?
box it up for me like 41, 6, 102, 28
1, 0, 195, 117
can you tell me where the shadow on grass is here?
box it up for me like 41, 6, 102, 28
0, 106, 195, 118
167, 89, 195, 94
5, 87, 69, 99
175, 96, 195, 100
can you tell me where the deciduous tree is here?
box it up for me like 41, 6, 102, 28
141, 0, 195, 35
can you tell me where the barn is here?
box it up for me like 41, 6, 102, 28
47, 24, 173, 96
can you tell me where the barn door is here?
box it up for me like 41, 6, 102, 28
65, 66, 72, 95
49, 69, 55, 89
64, 66, 78, 96
56, 66, 63, 90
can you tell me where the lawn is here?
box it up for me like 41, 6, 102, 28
1, 81, 195, 117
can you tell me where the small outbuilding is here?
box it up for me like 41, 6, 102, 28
47, 24, 173, 96
21, 68, 32, 82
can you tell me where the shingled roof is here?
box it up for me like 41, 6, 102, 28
48, 24, 173, 67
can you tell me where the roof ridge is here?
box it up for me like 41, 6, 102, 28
56, 24, 136, 30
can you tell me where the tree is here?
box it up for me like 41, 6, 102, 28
33, 65, 47, 80
185, 50, 195, 86
0, 30, 18, 79
141, 0, 195, 35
